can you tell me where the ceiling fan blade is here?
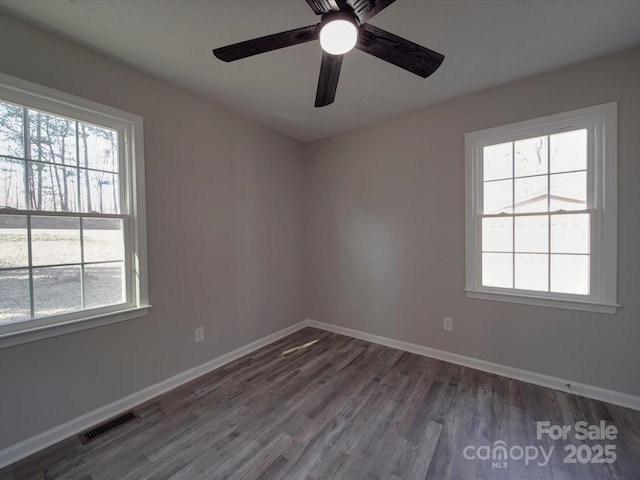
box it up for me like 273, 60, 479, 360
315, 52, 343, 107
213, 25, 319, 62
356, 24, 444, 78
304, 0, 340, 15
347, 0, 396, 23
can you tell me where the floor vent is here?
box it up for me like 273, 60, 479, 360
79, 411, 138, 444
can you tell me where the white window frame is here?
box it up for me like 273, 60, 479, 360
0, 72, 149, 348
464, 103, 618, 314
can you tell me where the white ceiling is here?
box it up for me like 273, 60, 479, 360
1, 0, 639, 142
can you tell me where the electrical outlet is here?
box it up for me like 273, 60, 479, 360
195, 327, 204, 343
443, 317, 453, 332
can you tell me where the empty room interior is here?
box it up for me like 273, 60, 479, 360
0, 1, 639, 479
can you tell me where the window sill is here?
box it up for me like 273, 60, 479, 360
0, 305, 151, 349
465, 289, 619, 314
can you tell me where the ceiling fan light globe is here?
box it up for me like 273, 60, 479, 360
319, 19, 358, 55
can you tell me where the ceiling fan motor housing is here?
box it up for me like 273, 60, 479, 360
320, 10, 360, 29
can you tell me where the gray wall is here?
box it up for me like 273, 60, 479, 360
0, 13, 304, 448
303, 47, 640, 398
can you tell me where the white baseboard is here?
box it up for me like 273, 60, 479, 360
305, 319, 640, 412
3, 318, 639, 470
0, 321, 308, 470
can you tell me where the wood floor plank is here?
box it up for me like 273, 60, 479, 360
424, 367, 482, 480
279, 444, 323, 480
165, 435, 262, 480
332, 399, 406, 479
227, 433, 295, 480
2, 327, 639, 480
392, 419, 442, 480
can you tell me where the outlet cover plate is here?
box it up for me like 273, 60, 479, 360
195, 327, 204, 343
443, 317, 453, 332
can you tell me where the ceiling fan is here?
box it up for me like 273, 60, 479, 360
212, 0, 444, 107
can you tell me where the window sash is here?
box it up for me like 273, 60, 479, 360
0, 209, 133, 321
478, 124, 594, 296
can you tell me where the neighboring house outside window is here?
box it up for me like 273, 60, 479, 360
464, 103, 618, 313
0, 73, 149, 347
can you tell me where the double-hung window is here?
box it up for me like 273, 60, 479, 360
465, 103, 618, 313
0, 73, 148, 346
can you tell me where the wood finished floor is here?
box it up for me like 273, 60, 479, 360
2, 327, 640, 480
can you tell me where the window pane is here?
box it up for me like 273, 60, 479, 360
482, 216, 512, 252
0, 215, 28, 268
83, 218, 124, 262
0, 157, 26, 209
550, 171, 586, 211
515, 215, 548, 253
81, 171, 119, 214
514, 136, 548, 178
31, 216, 80, 266
33, 265, 82, 317
0, 101, 24, 158
514, 175, 548, 213
551, 214, 590, 254
550, 254, 589, 295
483, 179, 512, 214
84, 262, 125, 309
483, 142, 512, 181
28, 110, 77, 165
79, 123, 118, 172
29, 163, 79, 212
515, 254, 548, 292
550, 129, 587, 174
482, 253, 513, 288
0, 269, 30, 323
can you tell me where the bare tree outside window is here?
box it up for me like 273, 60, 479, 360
0, 100, 125, 324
